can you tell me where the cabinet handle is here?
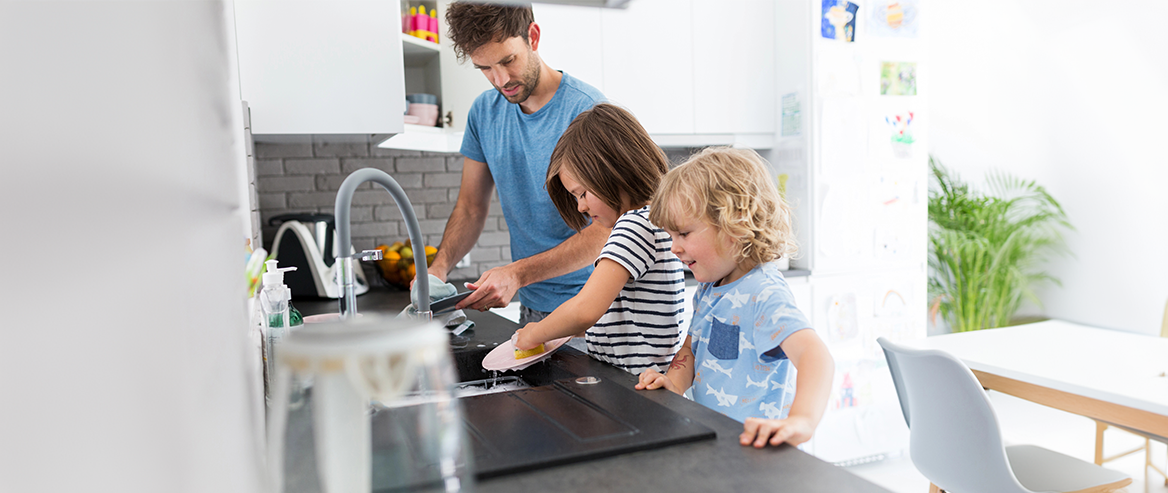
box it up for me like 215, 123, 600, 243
444, 111, 453, 127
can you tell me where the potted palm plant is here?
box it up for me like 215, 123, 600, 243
928, 156, 1072, 332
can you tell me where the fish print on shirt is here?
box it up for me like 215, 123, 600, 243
745, 375, 770, 389
725, 289, 750, 308
706, 386, 738, 407
771, 305, 804, 325
701, 359, 733, 378
759, 401, 783, 419
739, 332, 755, 352
770, 379, 788, 391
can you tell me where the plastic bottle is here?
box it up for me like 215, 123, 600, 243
427, 9, 439, 43
408, 6, 418, 37
261, 259, 296, 330
413, 5, 429, 40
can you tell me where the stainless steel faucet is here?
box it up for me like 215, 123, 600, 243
333, 168, 432, 320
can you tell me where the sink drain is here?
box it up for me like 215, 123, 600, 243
574, 376, 600, 385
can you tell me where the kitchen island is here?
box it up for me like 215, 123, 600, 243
295, 286, 890, 493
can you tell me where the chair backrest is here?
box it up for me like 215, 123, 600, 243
877, 337, 1032, 493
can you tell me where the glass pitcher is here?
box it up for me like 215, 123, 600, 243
268, 315, 474, 493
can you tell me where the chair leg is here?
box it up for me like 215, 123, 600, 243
928, 483, 943, 493
1095, 421, 1107, 465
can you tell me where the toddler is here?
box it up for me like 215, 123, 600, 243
636, 147, 834, 448
514, 103, 685, 374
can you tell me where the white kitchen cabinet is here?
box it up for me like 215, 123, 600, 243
692, 0, 775, 136
233, 1, 405, 136
601, 0, 695, 135
381, 0, 491, 151
532, 4, 605, 94
532, 0, 776, 147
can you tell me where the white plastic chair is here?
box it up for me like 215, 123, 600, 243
877, 337, 1132, 493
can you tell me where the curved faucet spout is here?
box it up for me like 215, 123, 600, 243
334, 168, 430, 319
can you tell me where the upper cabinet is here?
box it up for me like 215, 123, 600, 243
381, 0, 491, 151
233, 1, 405, 137
535, 0, 776, 148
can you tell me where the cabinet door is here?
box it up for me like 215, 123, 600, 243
532, 4, 605, 94
234, 1, 404, 135
436, 1, 493, 133
692, 0, 775, 134
601, 0, 695, 134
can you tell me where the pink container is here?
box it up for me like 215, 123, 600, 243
406, 103, 438, 127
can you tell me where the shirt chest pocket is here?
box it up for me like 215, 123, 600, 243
707, 319, 740, 360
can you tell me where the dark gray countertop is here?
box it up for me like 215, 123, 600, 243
294, 287, 889, 493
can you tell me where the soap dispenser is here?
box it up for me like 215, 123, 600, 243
261, 259, 297, 382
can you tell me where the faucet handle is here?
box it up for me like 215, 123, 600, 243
356, 249, 383, 261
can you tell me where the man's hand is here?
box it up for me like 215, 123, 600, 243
635, 369, 680, 394
514, 322, 545, 351
739, 414, 815, 448
457, 264, 522, 311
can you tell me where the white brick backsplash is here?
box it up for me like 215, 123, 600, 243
256, 142, 312, 158
341, 157, 394, 174
416, 219, 447, 235
316, 174, 375, 191
478, 231, 510, 247
427, 202, 455, 219
424, 172, 462, 188
256, 159, 283, 176
285, 158, 341, 175
258, 192, 286, 209
404, 189, 450, 204
498, 217, 509, 231
501, 245, 511, 260
287, 191, 338, 208
351, 221, 397, 238
446, 156, 464, 171
258, 176, 314, 193
314, 141, 369, 157
447, 189, 461, 202
472, 246, 502, 262
388, 173, 424, 189
395, 157, 446, 173
372, 147, 423, 158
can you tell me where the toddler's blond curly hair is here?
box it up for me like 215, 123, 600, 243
649, 147, 796, 267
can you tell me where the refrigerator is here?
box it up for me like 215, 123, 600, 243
771, 0, 928, 465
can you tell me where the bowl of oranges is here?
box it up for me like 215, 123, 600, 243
374, 240, 438, 289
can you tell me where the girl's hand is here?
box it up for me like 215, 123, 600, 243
635, 369, 679, 394
740, 415, 815, 448
514, 323, 544, 351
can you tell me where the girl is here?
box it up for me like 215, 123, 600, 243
513, 103, 685, 374
635, 147, 835, 449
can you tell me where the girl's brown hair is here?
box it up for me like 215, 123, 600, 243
649, 147, 797, 266
445, 2, 534, 63
546, 103, 669, 231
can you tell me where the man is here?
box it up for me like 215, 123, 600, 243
427, 3, 607, 325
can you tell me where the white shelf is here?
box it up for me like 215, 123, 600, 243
377, 123, 462, 153
401, 33, 439, 66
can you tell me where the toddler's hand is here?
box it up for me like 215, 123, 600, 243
740, 415, 815, 448
513, 323, 543, 351
635, 369, 679, 394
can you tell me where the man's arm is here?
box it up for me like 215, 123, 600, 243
428, 157, 494, 282
459, 219, 608, 311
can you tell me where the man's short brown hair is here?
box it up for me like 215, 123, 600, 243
445, 2, 534, 62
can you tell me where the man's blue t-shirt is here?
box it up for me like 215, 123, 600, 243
460, 72, 605, 313
688, 262, 812, 423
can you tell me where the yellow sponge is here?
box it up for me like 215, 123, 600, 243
514, 343, 546, 359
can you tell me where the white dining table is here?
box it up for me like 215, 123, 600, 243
902, 319, 1168, 438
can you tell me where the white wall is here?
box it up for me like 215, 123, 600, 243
928, 0, 1168, 335
0, 3, 264, 492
